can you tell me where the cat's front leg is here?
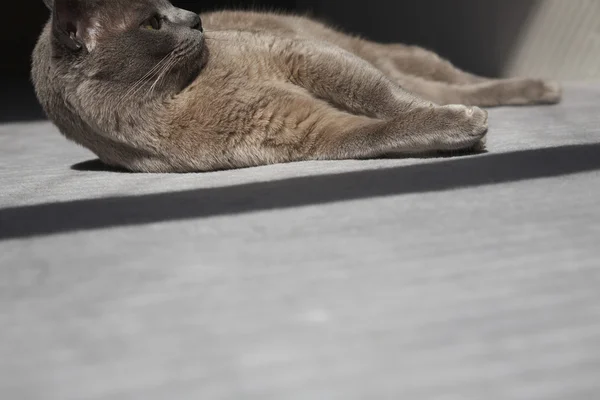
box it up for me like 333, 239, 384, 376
310, 103, 489, 160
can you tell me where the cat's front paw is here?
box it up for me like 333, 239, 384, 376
392, 105, 488, 155
443, 104, 489, 135
435, 105, 489, 151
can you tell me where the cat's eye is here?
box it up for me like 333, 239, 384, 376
143, 16, 162, 30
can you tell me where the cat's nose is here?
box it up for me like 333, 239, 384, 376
182, 11, 203, 32
190, 15, 203, 32
170, 9, 203, 32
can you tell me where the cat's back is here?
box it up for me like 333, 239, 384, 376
201, 10, 298, 33
31, 22, 78, 135
201, 10, 333, 38
200, 10, 360, 56
31, 23, 55, 108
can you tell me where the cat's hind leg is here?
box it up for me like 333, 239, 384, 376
382, 44, 489, 85
370, 44, 562, 106
392, 73, 562, 107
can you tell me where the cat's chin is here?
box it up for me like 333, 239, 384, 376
176, 40, 208, 91
181, 68, 201, 91
186, 50, 209, 88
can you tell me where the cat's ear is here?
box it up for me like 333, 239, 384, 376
43, 0, 53, 10
52, 0, 98, 52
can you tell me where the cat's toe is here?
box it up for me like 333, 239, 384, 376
470, 106, 489, 133
523, 79, 562, 105
444, 105, 488, 137
456, 106, 487, 153
471, 136, 487, 153
435, 105, 488, 151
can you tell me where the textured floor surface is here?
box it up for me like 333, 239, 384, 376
1, 83, 600, 399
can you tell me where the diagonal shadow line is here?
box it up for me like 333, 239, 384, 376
1, 143, 600, 240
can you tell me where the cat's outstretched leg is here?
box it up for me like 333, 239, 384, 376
284, 40, 435, 118
358, 42, 562, 107
362, 43, 562, 106
382, 44, 489, 85
308, 104, 488, 160
391, 73, 562, 107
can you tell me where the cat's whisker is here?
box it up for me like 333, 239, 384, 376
149, 56, 176, 90
123, 56, 170, 96
148, 55, 179, 97
117, 40, 196, 107
117, 52, 176, 107
121, 63, 169, 101
118, 66, 167, 107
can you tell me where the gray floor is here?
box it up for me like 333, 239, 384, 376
1, 82, 600, 399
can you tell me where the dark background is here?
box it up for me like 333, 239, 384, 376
1, 0, 538, 122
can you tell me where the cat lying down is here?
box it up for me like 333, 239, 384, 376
32, 0, 561, 172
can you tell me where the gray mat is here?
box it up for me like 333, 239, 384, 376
1, 82, 600, 399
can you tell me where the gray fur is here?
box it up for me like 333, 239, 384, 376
31, 1, 561, 172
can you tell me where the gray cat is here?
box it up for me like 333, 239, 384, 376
32, 0, 561, 172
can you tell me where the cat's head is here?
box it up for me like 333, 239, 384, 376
42, 0, 205, 95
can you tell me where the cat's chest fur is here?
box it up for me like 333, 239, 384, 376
171, 31, 319, 132
194, 31, 299, 85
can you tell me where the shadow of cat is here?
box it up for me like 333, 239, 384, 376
71, 148, 488, 173
3, 142, 599, 240
71, 159, 131, 173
